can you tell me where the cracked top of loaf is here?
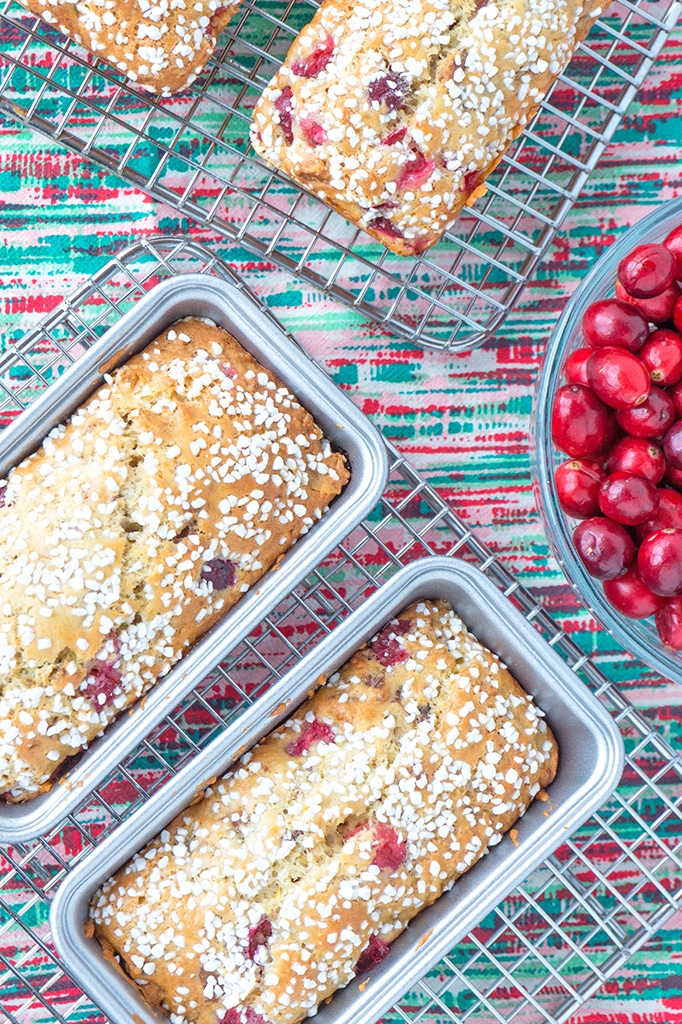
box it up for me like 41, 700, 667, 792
0, 318, 348, 801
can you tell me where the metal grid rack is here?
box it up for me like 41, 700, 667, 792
0, 236, 681, 1024
0, 0, 680, 352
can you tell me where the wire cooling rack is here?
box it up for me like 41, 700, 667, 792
0, 0, 680, 352
0, 236, 681, 1024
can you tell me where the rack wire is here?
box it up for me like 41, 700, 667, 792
0, 0, 680, 352
0, 237, 681, 1024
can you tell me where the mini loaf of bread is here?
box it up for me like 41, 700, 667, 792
251, 0, 605, 256
0, 319, 348, 802
17, 0, 240, 95
91, 598, 558, 1024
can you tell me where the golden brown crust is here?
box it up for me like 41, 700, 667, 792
92, 599, 558, 1024
16, 0, 240, 95
251, 0, 607, 255
0, 318, 348, 801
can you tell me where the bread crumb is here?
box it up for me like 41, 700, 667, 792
415, 928, 434, 950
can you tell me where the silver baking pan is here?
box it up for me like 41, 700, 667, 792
50, 555, 624, 1024
0, 274, 388, 845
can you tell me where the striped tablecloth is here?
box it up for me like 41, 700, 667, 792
0, 20, 681, 1024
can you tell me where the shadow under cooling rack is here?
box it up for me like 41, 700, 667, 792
0, 0, 680, 351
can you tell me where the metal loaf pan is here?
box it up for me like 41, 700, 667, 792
0, 274, 388, 844
50, 556, 624, 1024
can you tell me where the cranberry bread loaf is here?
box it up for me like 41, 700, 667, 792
0, 319, 348, 802
91, 599, 558, 1024
17, 0, 240, 95
251, 0, 605, 256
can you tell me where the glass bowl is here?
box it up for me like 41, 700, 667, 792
535, 196, 682, 683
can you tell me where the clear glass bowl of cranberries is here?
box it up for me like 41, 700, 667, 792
536, 198, 682, 680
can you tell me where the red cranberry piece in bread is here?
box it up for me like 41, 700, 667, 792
356, 934, 391, 973
370, 619, 411, 666
286, 718, 336, 756
246, 917, 272, 961
274, 87, 295, 144
291, 35, 335, 77
81, 634, 122, 708
200, 558, 236, 590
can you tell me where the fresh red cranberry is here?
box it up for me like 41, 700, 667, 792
638, 329, 682, 385
586, 348, 650, 410
664, 223, 682, 278
573, 517, 635, 580
603, 567, 667, 619
286, 718, 336, 756
667, 464, 682, 491
618, 244, 677, 299
606, 437, 666, 484
356, 935, 391, 973
674, 294, 682, 334
551, 384, 614, 458
638, 529, 682, 596
670, 379, 682, 419
81, 634, 122, 708
274, 86, 294, 144
246, 917, 272, 961
462, 169, 480, 194
655, 596, 682, 649
602, 414, 623, 453
299, 116, 327, 146
637, 488, 682, 539
201, 558, 236, 590
291, 35, 335, 77
371, 619, 411, 666
564, 347, 592, 386
616, 279, 681, 325
555, 458, 605, 518
368, 71, 408, 110
582, 298, 649, 352
382, 126, 407, 146
615, 386, 674, 438
396, 147, 435, 191
598, 472, 659, 526
663, 420, 682, 470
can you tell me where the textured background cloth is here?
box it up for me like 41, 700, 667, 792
0, 19, 682, 1024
